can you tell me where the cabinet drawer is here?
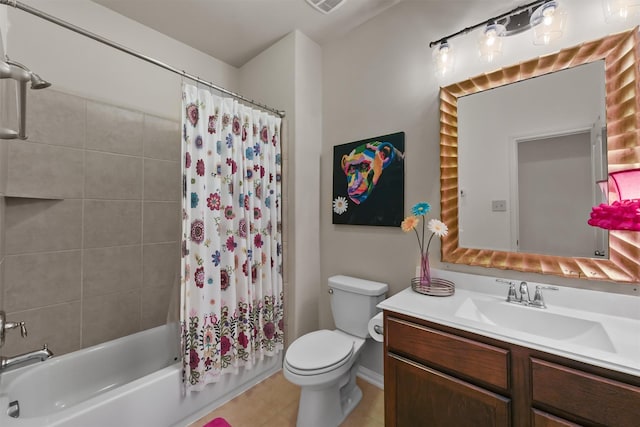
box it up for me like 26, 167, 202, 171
531, 409, 581, 427
386, 316, 509, 391
532, 358, 640, 427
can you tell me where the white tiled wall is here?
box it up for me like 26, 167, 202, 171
1, 88, 181, 356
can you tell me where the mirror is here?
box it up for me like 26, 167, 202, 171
439, 28, 640, 283
458, 61, 608, 259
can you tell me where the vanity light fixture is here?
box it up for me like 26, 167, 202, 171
432, 41, 455, 77
478, 23, 506, 62
530, 1, 567, 45
602, 0, 640, 22
429, 0, 566, 76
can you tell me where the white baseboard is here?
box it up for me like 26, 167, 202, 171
357, 365, 384, 390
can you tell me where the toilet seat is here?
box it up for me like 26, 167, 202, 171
285, 330, 354, 375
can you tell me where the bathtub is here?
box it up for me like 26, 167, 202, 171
0, 323, 281, 427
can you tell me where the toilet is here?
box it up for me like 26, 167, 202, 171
283, 275, 388, 427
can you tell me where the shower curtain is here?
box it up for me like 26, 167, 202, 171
180, 83, 284, 392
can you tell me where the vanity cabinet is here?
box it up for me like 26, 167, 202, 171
384, 312, 640, 427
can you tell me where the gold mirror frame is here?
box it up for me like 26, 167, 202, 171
439, 28, 640, 283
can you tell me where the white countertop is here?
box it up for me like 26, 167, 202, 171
378, 269, 640, 378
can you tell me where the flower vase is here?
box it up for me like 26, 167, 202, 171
419, 253, 431, 285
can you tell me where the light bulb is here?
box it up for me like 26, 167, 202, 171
432, 41, 454, 78
478, 24, 504, 63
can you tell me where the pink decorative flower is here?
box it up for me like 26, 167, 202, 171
226, 236, 237, 251
238, 332, 249, 348
194, 266, 205, 288
208, 115, 217, 134
232, 115, 241, 135
254, 233, 263, 248
224, 205, 235, 220
220, 335, 231, 356
189, 348, 199, 370
207, 193, 221, 210
238, 218, 247, 237
220, 270, 230, 290
191, 219, 204, 244
263, 322, 275, 339
260, 126, 268, 143
185, 152, 191, 168
186, 103, 199, 126
254, 207, 262, 220
196, 159, 205, 176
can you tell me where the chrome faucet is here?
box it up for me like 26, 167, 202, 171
0, 311, 27, 347
0, 344, 53, 372
496, 279, 558, 309
519, 281, 531, 303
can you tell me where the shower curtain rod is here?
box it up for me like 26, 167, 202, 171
0, 0, 286, 118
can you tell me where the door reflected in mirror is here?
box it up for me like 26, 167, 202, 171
457, 61, 608, 259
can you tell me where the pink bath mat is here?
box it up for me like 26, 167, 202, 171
203, 418, 231, 427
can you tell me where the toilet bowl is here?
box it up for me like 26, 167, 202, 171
283, 275, 388, 427
284, 330, 365, 427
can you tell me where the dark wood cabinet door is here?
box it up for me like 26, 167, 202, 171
385, 354, 511, 427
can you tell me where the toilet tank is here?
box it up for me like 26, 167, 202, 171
329, 275, 388, 339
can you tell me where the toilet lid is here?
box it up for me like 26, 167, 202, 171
285, 330, 354, 371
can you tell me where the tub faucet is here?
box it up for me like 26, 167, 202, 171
0, 310, 27, 347
0, 344, 53, 372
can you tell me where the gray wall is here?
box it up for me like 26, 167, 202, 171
1, 88, 180, 356
320, 0, 639, 376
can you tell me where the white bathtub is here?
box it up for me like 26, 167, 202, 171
0, 323, 281, 427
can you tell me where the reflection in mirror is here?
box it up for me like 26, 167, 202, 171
439, 28, 640, 283
457, 61, 608, 259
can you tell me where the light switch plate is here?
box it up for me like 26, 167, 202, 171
492, 200, 507, 212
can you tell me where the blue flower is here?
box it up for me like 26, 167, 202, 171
238, 193, 245, 208
226, 134, 233, 148
411, 202, 431, 216
247, 249, 253, 260
245, 147, 254, 160
275, 153, 281, 165
216, 140, 222, 154
246, 169, 253, 180
191, 192, 199, 208
253, 143, 261, 156
195, 135, 203, 149
265, 196, 271, 208
211, 250, 221, 266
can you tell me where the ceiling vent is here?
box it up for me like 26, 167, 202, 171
306, 0, 346, 14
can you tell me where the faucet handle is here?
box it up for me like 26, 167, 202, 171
531, 285, 559, 308
0, 311, 28, 347
496, 279, 518, 302
8, 322, 28, 338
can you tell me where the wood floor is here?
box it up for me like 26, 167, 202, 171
189, 371, 384, 427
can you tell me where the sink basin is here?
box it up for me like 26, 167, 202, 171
454, 297, 616, 353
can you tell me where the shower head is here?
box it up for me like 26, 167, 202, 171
3, 58, 51, 89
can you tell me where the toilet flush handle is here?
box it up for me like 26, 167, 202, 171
328, 288, 334, 294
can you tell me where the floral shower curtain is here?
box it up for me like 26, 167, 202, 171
180, 83, 284, 392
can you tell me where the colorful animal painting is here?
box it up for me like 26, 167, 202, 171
333, 132, 405, 226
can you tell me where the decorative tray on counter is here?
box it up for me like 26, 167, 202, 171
411, 277, 455, 297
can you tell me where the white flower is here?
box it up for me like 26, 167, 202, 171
428, 219, 448, 237
333, 196, 348, 215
